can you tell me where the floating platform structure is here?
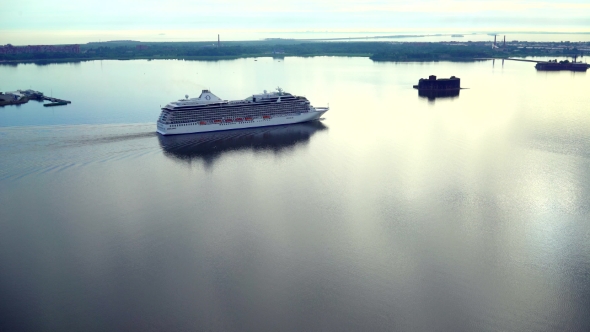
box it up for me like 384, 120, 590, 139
413, 75, 461, 91
413, 75, 462, 100
43, 101, 69, 107
42, 96, 71, 107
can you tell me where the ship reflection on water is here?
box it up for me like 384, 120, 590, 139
418, 89, 460, 101
158, 121, 328, 166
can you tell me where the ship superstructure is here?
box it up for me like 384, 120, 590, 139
157, 88, 328, 135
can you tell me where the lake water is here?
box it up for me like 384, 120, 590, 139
1, 57, 589, 331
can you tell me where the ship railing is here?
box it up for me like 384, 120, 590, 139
314, 107, 329, 111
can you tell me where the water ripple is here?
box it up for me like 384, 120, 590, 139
0, 123, 159, 181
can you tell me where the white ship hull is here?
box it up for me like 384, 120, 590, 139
157, 108, 328, 136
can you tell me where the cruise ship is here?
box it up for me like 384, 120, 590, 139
157, 88, 329, 135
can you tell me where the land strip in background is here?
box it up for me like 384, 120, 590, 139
1, 38, 588, 64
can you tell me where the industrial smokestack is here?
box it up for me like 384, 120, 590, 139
503, 35, 506, 48
218, 34, 220, 48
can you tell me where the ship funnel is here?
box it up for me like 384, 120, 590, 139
199, 90, 223, 102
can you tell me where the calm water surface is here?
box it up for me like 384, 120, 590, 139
1, 57, 589, 331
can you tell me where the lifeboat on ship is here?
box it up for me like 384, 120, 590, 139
214, 119, 222, 123
263, 115, 271, 119
245, 117, 253, 121
235, 118, 243, 122
225, 119, 233, 123
199, 121, 207, 125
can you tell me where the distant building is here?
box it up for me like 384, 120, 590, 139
136, 45, 149, 50
0, 44, 80, 54
19, 89, 44, 99
0, 92, 25, 105
0, 92, 18, 102
6, 91, 25, 98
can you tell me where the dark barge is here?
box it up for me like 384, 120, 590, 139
535, 60, 588, 72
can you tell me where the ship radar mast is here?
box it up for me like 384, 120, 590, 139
276, 87, 284, 95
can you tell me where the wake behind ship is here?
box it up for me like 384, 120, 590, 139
157, 88, 329, 135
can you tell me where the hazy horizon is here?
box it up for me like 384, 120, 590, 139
2, 0, 590, 45
2, 30, 590, 46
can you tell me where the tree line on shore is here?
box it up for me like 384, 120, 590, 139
0, 41, 585, 63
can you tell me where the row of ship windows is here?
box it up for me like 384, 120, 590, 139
169, 107, 308, 117
174, 106, 305, 112
163, 114, 292, 125
173, 111, 300, 118
168, 119, 274, 127
160, 107, 307, 119
169, 103, 308, 113
168, 111, 306, 120
174, 98, 305, 108
170, 109, 307, 117
171, 111, 306, 119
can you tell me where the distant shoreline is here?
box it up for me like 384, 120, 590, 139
1, 40, 587, 65
0, 53, 376, 65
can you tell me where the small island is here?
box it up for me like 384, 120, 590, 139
1, 39, 588, 64
0, 90, 43, 106
0, 90, 70, 107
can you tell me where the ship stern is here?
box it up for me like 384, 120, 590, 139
157, 121, 168, 135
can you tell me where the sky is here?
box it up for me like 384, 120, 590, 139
1, 0, 590, 44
